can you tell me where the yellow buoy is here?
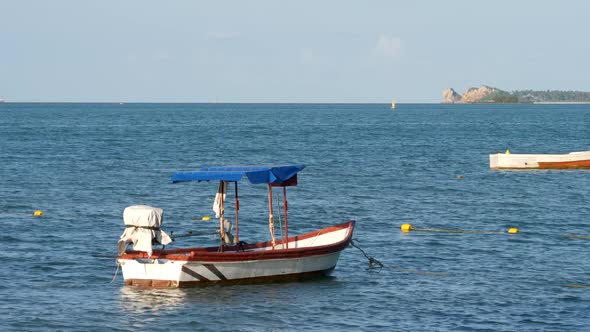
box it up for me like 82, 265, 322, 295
400, 223, 413, 232
505, 149, 511, 155
33, 210, 44, 216
507, 227, 519, 234
201, 216, 211, 221
457, 175, 463, 180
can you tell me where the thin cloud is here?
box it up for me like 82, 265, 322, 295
153, 50, 172, 61
126, 54, 138, 62
206, 31, 242, 41
375, 35, 402, 58
300, 48, 314, 64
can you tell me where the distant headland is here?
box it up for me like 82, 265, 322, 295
442, 86, 590, 104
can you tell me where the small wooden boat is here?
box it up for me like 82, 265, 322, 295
117, 165, 355, 287
490, 150, 590, 169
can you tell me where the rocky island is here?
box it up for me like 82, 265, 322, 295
442, 86, 590, 104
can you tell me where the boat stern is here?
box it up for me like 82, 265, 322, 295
118, 258, 185, 287
489, 153, 540, 169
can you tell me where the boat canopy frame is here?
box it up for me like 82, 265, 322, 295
170, 165, 305, 250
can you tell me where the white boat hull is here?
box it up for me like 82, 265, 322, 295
119, 252, 342, 287
118, 221, 354, 287
490, 151, 590, 169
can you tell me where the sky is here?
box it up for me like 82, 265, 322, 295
1, 0, 590, 103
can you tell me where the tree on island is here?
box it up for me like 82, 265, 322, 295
511, 90, 590, 103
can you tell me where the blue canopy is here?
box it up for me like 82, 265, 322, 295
170, 164, 305, 185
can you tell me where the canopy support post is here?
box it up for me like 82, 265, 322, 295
219, 181, 226, 251
267, 184, 276, 249
234, 181, 239, 244
283, 187, 289, 249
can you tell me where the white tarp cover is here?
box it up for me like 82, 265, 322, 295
212, 181, 227, 218
118, 205, 172, 256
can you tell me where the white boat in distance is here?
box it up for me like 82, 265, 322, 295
117, 165, 355, 287
490, 150, 590, 169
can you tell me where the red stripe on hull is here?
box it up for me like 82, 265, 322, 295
538, 159, 590, 169
124, 266, 336, 288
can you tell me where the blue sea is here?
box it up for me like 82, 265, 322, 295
1, 103, 589, 331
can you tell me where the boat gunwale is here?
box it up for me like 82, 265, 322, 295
118, 220, 355, 262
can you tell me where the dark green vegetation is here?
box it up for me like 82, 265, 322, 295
470, 88, 590, 103
511, 90, 590, 103
480, 90, 519, 103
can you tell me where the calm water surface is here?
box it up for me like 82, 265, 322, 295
1, 103, 589, 331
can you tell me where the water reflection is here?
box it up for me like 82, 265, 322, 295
118, 287, 188, 314
118, 277, 340, 315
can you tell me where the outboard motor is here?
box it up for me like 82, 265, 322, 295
118, 205, 172, 256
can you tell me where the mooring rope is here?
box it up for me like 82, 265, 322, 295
350, 239, 448, 277
308, 231, 322, 247
172, 230, 219, 239
400, 223, 520, 235
110, 241, 129, 283
562, 235, 590, 240
110, 261, 120, 284
563, 284, 590, 288
410, 227, 503, 235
